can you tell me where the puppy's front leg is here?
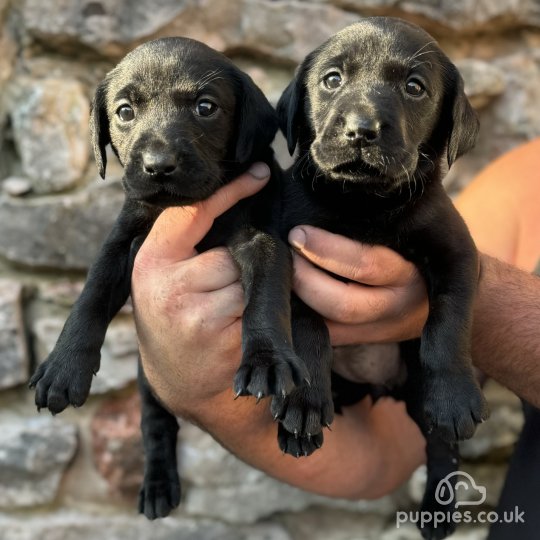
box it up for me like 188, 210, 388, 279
271, 296, 334, 457
413, 210, 489, 442
229, 226, 309, 400
29, 199, 155, 414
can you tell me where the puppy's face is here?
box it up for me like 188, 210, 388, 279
278, 18, 478, 193
91, 38, 277, 206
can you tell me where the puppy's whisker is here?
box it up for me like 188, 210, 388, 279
407, 40, 437, 63
195, 68, 224, 89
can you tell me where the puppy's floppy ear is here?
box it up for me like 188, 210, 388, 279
89, 79, 111, 179
444, 65, 479, 167
276, 57, 312, 156
233, 71, 279, 164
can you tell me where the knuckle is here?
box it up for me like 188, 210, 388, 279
333, 294, 364, 324
353, 254, 378, 283
366, 293, 389, 317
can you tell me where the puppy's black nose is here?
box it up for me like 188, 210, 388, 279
343, 114, 380, 144
142, 151, 178, 176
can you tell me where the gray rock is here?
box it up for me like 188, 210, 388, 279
19, 0, 361, 65
9, 77, 89, 193
0, 417, 78, 508
2, 176, 32, 196
20, 0, 191, 56
0, 279, 28, 390
444, 49, 540, 193
280, 508, 386, 540
0, 511, 291, 540
238, 1, 359, 64
489, 50, 540, 140
381, 523, 488, 540
332, 0, 540, 33
33, 316, 138, 394
0, 182, 125, 270
0, 6, 15, 110
180, 423, 399, 523
456, 59, 506, 109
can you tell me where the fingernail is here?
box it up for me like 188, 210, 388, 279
248, 162, 270, 180
288, 227, 306, 250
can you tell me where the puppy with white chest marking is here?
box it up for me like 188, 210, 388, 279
276, 18, 489, 540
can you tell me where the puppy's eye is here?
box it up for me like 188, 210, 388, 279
196, 99, 218, 117
323, 72, 342, 90
117, 104, 135, 122
405, 78, 425, 97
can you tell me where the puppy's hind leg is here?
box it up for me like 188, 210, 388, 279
400, 340, 459, 540
230, 227, 310, 401
272, 296, 334, 457
138, 360, 181, 520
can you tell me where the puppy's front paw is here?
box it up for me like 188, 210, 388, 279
139, 467, 181, 520
233, 338, 310, 399
271, 385, 334, 457
424, 374, 489, 442
29, 349, 99, 414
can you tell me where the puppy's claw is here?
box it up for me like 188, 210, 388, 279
233, 390, 242, 400
294, 429, 299, 439
256, 392, 263, 404
324, 422, 332, 431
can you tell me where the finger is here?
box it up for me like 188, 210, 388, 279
171, 248, 240, 293
288, 225, 418, 286
292, 254, 420, 324
180, 285, 245, 331
136, 163, 270, 268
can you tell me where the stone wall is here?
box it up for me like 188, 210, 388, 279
0, 1, 536, 539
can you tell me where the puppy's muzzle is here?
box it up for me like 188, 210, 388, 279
142, 150, 178, 177
343, 112, 381, 145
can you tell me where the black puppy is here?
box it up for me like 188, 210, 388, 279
29, 38, 308, 519
276, 18, 489, 539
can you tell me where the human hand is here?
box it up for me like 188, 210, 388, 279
131, 163, 270, 416
289, 226, 429, 345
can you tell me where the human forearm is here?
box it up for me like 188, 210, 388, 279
192, 390, 424, 500
132, 171, 426, 502
471, 254, 540, 406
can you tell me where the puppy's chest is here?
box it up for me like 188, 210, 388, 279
280, 183, 413, 250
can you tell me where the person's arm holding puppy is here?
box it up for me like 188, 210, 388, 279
132, 140, 540, 498
132, 164, 425, 500
291, 139, 540, 407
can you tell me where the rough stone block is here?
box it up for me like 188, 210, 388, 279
9, 77, 89, 193
0, 279, 29, 390
0, 182, 124, 270
0, 417, 78, 508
